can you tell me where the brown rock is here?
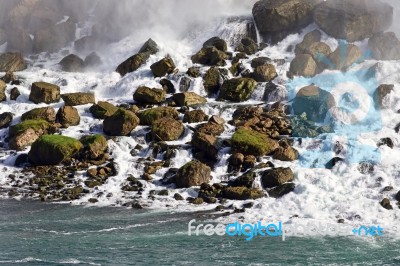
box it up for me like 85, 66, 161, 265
29, 82, 60, 104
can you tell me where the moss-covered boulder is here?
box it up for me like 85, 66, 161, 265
80, 134, 108, 159
29, 82, 60, 104
61, 92, 95, 106
138, 106, 179, 125
173, 92, 207, 106
231, 128, 279, 156
8, 119, 51, 150
191, 47, 228, 66
219, 78, 257, 102
133, 86, 166, 104
222, 186, 264, 200
261, 167, 294, 188
89, 101, 118, 119
151, 117, 184, 141
28, 135, 83, 165
56, 106, 80, 127
175, 160, 211, 188
103, 109, 139, 136
21, 107, 56, 122
150, 57, 176, 77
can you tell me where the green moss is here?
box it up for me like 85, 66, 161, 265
80, 134, 107, 157
138, 106, 178, 125
9, 119, 50, 138
231, 128, 278, 156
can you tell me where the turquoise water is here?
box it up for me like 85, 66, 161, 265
0, 199, 399, 266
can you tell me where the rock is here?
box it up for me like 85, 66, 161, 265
89, 101, 118, 119
133, 86, 166, 104
203, 67, 223, 94
191, 132, 219, 160
0, 112, 13, 129
253, 64, 277, 82
191, 47, 228, 66
203, 37, 227, 52
314, 0, 393, 42
1, 71, 16, 84
209, 115, 225, 125
292, 84, 335, 122
243, 155, 257, 170
228, 152, 245, 172
0, 80, 5, 102
74, 36, 98, 52
377, 138, 394, 149
183, 110, 208, 123
56, 106, 80, 127
0, 53, 26, 72
28, 135, 83, 165
251, 57, 272, 68
61, 93, 95, 106
395, 191, 400, 201
59, 54, 85, 72
368, 32, 400, 60
218, 78, 257, 102
103, 109, 140, 136
268, 183, 295, 198
228, 170, 255, 187
295, 30, 322, 55
10, 87, 20, 101
173, 92, 207, 106
150, 57, 176, 77
328, 44, 362, 71
80, 134, 108, 159
187, 67, 201, 78
190, 197, 204, 204
374, 84, 394, 109
179, 76, 191, 92
21, 107, 56, 122
8, 120, 50, 150
222, 186, 264, 200
29, 82, 60, 104
160, 79, 175, 93
196, 122, 224, 136
261, 167, 294, 188
116, 39, 159, 76
175, 160, 211, 188
252, 0, 315, 43
380, 198, 393, 210
151, 117, 184, 141
138, 106, 179, 125
288, 54, 317, 77
236, 37, 258, 55
84, 52, 102, 68
231, 128, 279, 156
358, 161, 375, 174
273, 146, 299, 161
33, 19, 76, 53
174, 193, 184, 200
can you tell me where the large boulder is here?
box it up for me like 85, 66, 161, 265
103, 109, 139, 136
288, 54, 317, 77
89, 101, 118, 119
191, 132, 219, 160
231, 128, 279, 156
150, 57, 176, 77
21, 107, 56, 122
8, 119, 50, 151
59, 54, 85, 72
314, 0, 393, 42
116, 39, 159, 76
292, 84, 335, 122
252, 0, 315, 43
218, 78, 257, 102
0, 112, 13, 129
133, 86, 166, 104
368, 32, 400, 60
203, 37, 227, 52
80, 134, 108, 159
28, 135, 83, 166
29, 82, 60, 104
328, 44, 362, 71
253, 64, 277, 82
0, 53, 26, 72
173, 92, 207, 106
138, 106, 179, 125
56, 106, 80, 127
61, 92, 95, 106
175, 160, 211, 188
151, 117, 184, 141
191, 47, 228, 66
261, 167, 294, 188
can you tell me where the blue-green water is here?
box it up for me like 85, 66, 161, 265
0, 199, 399, 266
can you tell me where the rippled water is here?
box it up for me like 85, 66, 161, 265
0, 199, 399, 265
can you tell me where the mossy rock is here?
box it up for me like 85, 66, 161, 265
151, 117, 184, 141
137, 106, 179, 125
21, 107, 56, 122
61, 92, 95, 106
28, 135, 83, 165
8, 119, 50, 139
222, 186, 264, 200
80, 134, 107, 158
89, 101, 118, 119
219, 78, 257, 102
175, 160, 211, 188
231, 128, 278, 156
